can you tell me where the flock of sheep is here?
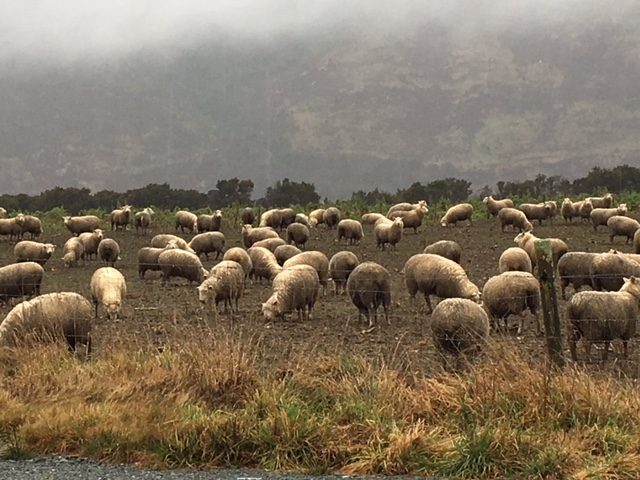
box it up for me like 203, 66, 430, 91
0, 194, 639, 366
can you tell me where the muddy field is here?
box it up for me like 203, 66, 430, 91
1, 212, 639, 376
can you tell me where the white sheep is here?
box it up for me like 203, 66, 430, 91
374, 217, 403, 250
346, 261, 392, 329
337, 219, 364, 245
440, 203, 473, 227
63, 215, 102, 236
78, 229, 104, 260
482, 196, 514, 218
0, 262, 45, 303
158, 249, 208, 284
62, 237, 85, 267
513, 232, 568, 271
329, 251, 359, 295
222, 247, 253, 278
110, 205, 132, 231
197, 260, 245, 314
90, 267, 127, 320
174, 210, 199, 234
97, 238, 121, 266
14, 241, 56, 266
498, 247, 532, 273
262, 265, 320, 321
607, 215, 640, 244
134, 207, 154, 235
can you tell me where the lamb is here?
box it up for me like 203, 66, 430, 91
62, 237, 85, 267
607, 215, 640, 244
188, 232, 225, 260
309, 209, 326, 227
497, 208, 533, 233
329, 251, 359, 295
197, 260, 245, 314
222, 247, 253, 278
97, 238, 121, 267
440, 203, 473, 227
174, 210, 198, 234
63, 215, 102, 236
158, 249, 208, 284
19, 215, 43, 240
14, 241, 56, 266
150, 234, 195, 253
513, 232, 568, 270
197, 210, 222, 232
590, 204, 628, 231
110, 205, 132, 231
286, 223, 310, 249
240, 207, 255, 226
274, 245, 302, 266
589, 251, 640, 292
346, 261, 392, 328
424, 240, 462, 264
0, 262, 45, 303
483, 196, 514, 218
283, 251, 330, 295
322, 207, 341, 229
557, 252, 598, 299
262, 265, 320, 321
137, 247, 169, 279
361, 213, 386, 225
560, 198, 581, 223
90, 267, 127, 320
586, 193, 614, 209
78, 229, 104, 260
374, 217, 404, 250
0, 215, 24, 241
241, 225, 279, 248
387, 200, 428, 217
567, 276, 640, 362
518, 203, 553, 225
252, 237, 287, 252
247, 246, 283, 283
294, 213, 310, 227
498, 247, 532, 273
134, 207, 154, 235
389, 204, 429, 233
337, 219, 364, 245
259, 209, 283, 229
0, 292, 93, 354
482, 271, 541, 335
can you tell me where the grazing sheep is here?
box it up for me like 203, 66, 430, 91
283, 251, 330, 295
286, 223, 310, 249
63, 215, 102, 236
0, 215, 24, 241
567, 276, 640, 362
361, 213, 386, 225
440, 203, 473, 227
197, 210, 222, 232
389, 204, 429, 233
589, 251, 640, 292
241, 207, 255, 226
586, 193, 614, 209
483, 196, 514, 218
188, 231, 225, 260
498, 208, 533, 233
607, 215, 640, 244
262, 264, 320, 322
329, 251, 359, 295
346, 261, 392, 328
14, 241, 56, 266
247, 247, 283, 283
498, 247, 532, 273
198, 260, 245, 314
557, 252, 597, 299
241, 225, 279, 248
0, 262, 45, 303
294, 213, 310, 227
323, 207, 341, 229
590, 204, 628, 231
222, 247, 253, 278
259, 209, 283, 229
578, 199, 593, 221
482, 271, 541, 335
560, 198, 581, 223
174, 210, 199, 234
19, 215, 43, 239
150, 234, 195, 253
279, 208, 297, 229
309, 209, 326, 227
134, 207, 154, 235
97, 238, 121, 266
635, 229, 640, 254
403, 254, 480, 313
110, 205, 132, 231
374, 217, 404, 250
137, 247, 168, 279
158, 249, 208, 284
252, 237, 287, 252
90, 267, 127, 320
337, 219, 364, 245
424, 240, 462, 264
78, 229, 104, 260
513, 232, 569, 270
387, 200, 428, 217
0, 292, 93, 353
62, 237, 85, 267
274, 245, 302, 266
518, 203, 553, 225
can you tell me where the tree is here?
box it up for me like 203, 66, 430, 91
208, 178, 254, 206
264, 178, 320, 207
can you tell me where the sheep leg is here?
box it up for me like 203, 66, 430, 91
423, 294, 433, 314
623, 340, 629, 359
602, 341, 611, 363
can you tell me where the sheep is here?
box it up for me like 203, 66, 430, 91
279, 208, 297, 229
389, 204, 429, 233
545, 200, 558, 219
586, 193, 614, 209
222, 247, 253, 279
247, 246, 283, 283
497, 208, 533, 233
294, 213, 310, 227
262, 265, 320, 322
557, 252, 597, 299
241, 225, 279, 248
134, 207, 154, 235
14, 241, 56, 266
259, 209, 283, 229
286, 223, 310, 249
252, 237, 287, 252
498, 247, 532, 273
578, 199, 593, 221
110, 205, 132, 231
0, 292, 93, 354
635, 229, 640, 254
0, 207, 5, 218
346, 261, 392, 329
374, 217, 403, 250
0, 216, 24, 241
590, 204, 628, 231
560, 198, 581, 223
0, 262, 45, 304
97, 238, 121, 267
240, 207, 255, 226
150, 234, 195, 253
174, 210, 198, 234
424, 240, 462, 264
403, 254, 480, 313
589, 251, 640, 292
513, 232, 568, 271
483, 196, 514, 218
137, 247, 168, 279
158, 249, 208, 284
62, 237, 85, 267
518, 203, 553, 225
361, 213, 386, 225
567, 276, 640, 362
90, 267, 127, 320
329, 251, 359, 295
440, 203, 473, 227
322, 207, 341, 229
188, 232, 225, 260
309, 209, 326, 227
197, 210, 222, 232
274, 245, 302, 266
78, 229, 104, 260
387, 200, 428, 217
197, 260, 245, 314
63, 215, 102, 236
19, 215, 43, 240
482, 271, 541, 335
337, 219, 364, 245
283, 251, 330, 295
607, 215, 640, 244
